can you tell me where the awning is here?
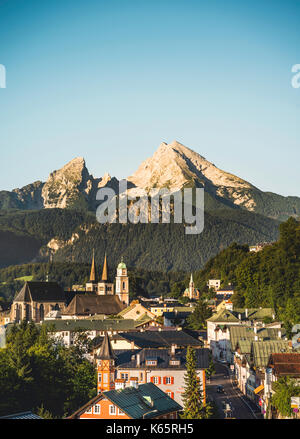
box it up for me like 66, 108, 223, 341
254, 384, 264, 394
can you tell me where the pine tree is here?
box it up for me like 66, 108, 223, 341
181, 346, 205, 419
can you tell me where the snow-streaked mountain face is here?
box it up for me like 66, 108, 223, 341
127, 140, 256, 192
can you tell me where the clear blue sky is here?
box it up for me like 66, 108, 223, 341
0, 0, 299, 196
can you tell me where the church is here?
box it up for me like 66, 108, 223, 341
182, 273, 200, 300
63, 253, 130, 318
11, 254, 130, 323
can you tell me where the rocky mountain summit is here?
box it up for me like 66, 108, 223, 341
1, 139, 300, 221
128, 140, 255, 192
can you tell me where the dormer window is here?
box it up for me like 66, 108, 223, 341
169, 359, 180, 366
146, 358, 157, 366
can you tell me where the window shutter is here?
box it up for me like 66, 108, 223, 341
163, 377, 166, 385
151, 376, 154, 383
171, 392, 174, 399
158, 377, 161, 384
171, 376, 174, 385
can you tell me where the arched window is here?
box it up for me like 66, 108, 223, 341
25, 304, 31, 322
39, 304, 44, 321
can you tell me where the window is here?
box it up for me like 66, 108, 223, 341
121, 373, 129, 382
118, 408, 125, 416
146, 359, 157, 366
85, 407, 92, 414
165, 377, 172, 385
169, 360, 180, 366
94, 404, 101, 414
153, 376, 160, 385
109, 405, 116, 415
98, 373, 102, 383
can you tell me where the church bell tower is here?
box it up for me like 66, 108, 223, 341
115, 257, 129, 306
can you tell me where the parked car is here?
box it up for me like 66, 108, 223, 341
217, 385, 225, 393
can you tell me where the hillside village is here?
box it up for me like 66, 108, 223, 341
1, 234, 300, 420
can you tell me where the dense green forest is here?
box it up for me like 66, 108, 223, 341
0, 207, 279, 271
193, 217, 300, 333
0, 320, 96, 417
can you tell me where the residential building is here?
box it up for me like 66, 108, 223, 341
207, 307, 280, 361
91, 328, 203, 359
68, 332, 182, 419
114, 346, 210, 407
263, 352, 300, 418
207, 279, 221, 291
68, 382, 182, 419
117, 300, 156, 321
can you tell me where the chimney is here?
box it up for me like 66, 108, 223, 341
136, 354, 141, 367
130, 377, 139, 389
254, 326, 257, 334
254, 335, 258, 341
245, 308, 248, 318
238, 313, 241, 320
131, 341, 135, 350
278, 330, 282, 339
171, 343, 176, 355
115, 379, 126, 390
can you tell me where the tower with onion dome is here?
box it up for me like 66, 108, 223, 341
115, 257, 129, 306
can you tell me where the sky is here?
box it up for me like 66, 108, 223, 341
0, 0, 299, 196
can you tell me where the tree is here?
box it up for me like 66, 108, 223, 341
205, 355, 216, 380
0, 320, 97, 418
181, 346, 205, 419
186, 300, 212, 330
272, 376, 300, 418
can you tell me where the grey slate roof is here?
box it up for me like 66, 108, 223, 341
115, 347, 210, 370
63, 294, 126, 316
14, 282, 66, 303
114, 329, 203, 349
99, 332, 116, 360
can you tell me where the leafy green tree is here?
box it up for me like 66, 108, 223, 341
186, 300, 212, 330
0, 320, 97, 418
272, 376, 300, 418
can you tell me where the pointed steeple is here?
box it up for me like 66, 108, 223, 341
99, 332, 116, 360
190, 273, 194, 285
89, 249, 97, 282
101, 253, 108, 281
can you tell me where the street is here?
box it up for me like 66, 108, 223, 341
206, 361, 263, 419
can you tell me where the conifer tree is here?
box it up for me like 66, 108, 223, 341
181, 346, 205, 419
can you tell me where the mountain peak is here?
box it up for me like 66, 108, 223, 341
128, 140, 255, 192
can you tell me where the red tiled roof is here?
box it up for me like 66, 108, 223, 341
269, 353, 300, 376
